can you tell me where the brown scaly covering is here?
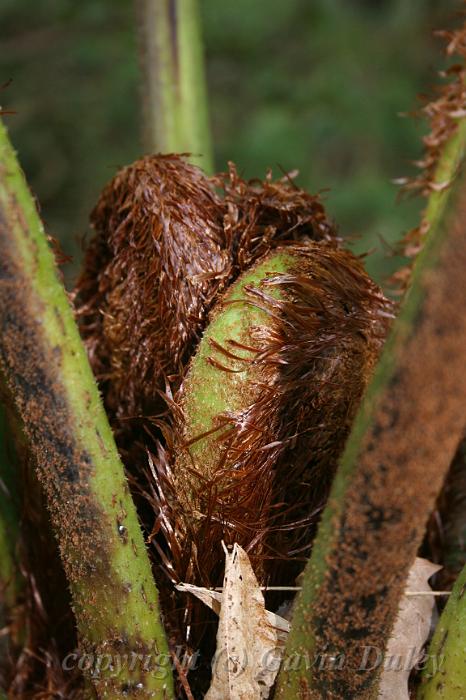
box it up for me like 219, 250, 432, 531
394, 20, 466, 287
212, 161, 338, 273
150, 244, 393, 656
74, 154, 231, 424
73, 158, 391, 696
74, 156, 338, 430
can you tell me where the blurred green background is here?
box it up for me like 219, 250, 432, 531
0, 0, 461, 286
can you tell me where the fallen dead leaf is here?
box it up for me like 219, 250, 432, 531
177, 543, 289, 699
378, 557, 442, 700
178, 551, 440, 699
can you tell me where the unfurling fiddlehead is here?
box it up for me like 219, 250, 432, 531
74, 155, 392, 695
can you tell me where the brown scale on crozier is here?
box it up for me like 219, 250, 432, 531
73, 156, 391, 695
74, 155, 338, 429
152, 244, 392, 659
211, 160, 338, 273
74, 154, 231, 425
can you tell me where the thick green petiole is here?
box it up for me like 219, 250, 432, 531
274, 100, 466, 700
418, 562, 466, 698
0, 120, 174, 698
135, 0, 213, 171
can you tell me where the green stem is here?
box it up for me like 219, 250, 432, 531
135, 0, 214, 172
0, 403, 21, 611
0, 494, 18, 673
418, 563, 466, 699
0, 120, 174, 698
438, 439, 466, 581
0, 399, 24, 680
274, 121, 466, 698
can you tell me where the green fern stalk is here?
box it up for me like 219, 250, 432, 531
0, 396, 25, 683
0, 119, 174, 699
135, 0, 214, 171
418, 561, 466, 699
275, 119, 466, 698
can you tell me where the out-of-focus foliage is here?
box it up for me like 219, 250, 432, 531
0, 0, 460, 284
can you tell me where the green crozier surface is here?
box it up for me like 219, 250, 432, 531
183, 251, 294, 460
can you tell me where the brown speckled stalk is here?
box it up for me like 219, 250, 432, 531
275, 124, 466, 699
0, 121, 173, 698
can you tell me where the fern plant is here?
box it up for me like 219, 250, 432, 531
1, 2, 466, 699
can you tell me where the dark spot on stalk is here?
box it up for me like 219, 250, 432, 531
437, 629, 449, 654
112, 635, 130, 651
412, 303, 427, 333
55, 442, 80, 483
360, 593, 377, 613
0, 259, 13, 280
385, 405, 400, 430
0, 218, 13, 279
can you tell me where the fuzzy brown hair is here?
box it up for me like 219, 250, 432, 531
74, 154, 230, 424
150, 243, 392, 651
394, 19, 466, 287
73, 158, 389, 695
212, 161, 338, 273
74, 156, 337, 432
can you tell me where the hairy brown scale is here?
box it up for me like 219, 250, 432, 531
212, 161, 338, 274
74, 156, 337, 430
395, 23, 466, 288
75, 154, 230, 423
151, 244, 392, 655
73, 156, 390, 693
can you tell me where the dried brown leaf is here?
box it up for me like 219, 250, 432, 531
378, 557, 441, 700
179, 544, 288, 700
